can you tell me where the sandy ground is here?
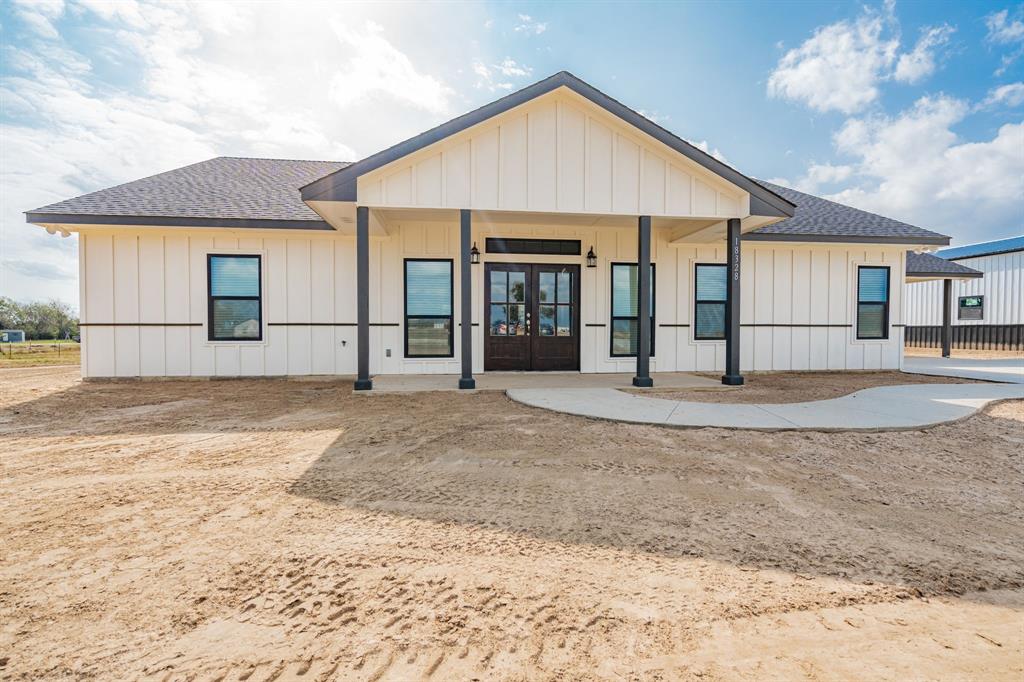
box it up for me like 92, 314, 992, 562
904, 347, 1023, 360
2, 366, 1022, 681
633, 371, 980, 404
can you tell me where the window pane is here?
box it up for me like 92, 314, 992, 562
611, 319, 638, 355
695, 264, 727, 302
539, 305, 555, 336
212, 299, 260, 339
539, 272, 555, 303
695, 302, 725, 339
612, 265, 638, 316
858, 268, 888, 303
557, 306, 571, 336
406, 261, 452, 315
490, 271, 507, 303
210, 256, 259, 297
557, 271, 571, 303
407, 317, 451, 355
509, 272, 526, 302
490, 304, 508, 335
857, 303, 885, 338
509, 304, 526, 335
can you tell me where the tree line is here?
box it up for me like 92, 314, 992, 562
0, 297, 79, 340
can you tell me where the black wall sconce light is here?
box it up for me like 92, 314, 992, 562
470, 242, 480, 264
586, 245, 597, 268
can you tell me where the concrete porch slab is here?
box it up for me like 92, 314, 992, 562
903, 356, 1024, 384
366, 371, 724, 393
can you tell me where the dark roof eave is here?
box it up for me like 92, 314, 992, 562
301, 71, 796, 218
906, 271, 983, 279
25, 212, 336, 231
744, 232, 951, 246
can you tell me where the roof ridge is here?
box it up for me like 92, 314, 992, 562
216, 155, 352, 164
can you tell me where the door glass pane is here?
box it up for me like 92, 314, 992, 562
557, 271, 571, 303
407, 317, 452, 355
857, 303, 885, 338
210, 256, 259, 297
538, 305, 555, 336
539, 272, 555, 303
490, 271, 507, 303
509, 271, 526, 302
611, 319, 638, 355
212, 299, 260, 339
556, 306, 571, 336
509, 304, 526, 335
406, 261, 452, 315
490, 304, 508, 335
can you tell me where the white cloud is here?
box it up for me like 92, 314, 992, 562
767, 4, 899, 114
980, 81, 1024, 108
768, 3, 953, 113
514, 14, 547, 35
822, 95, 1024, 237
894, 25, 954, 84
328, 20, 452, 115
638, 110, 670, 125
10, 0, 65, 39
986, 8, 1024, 43
471, 58, 532, 91
985, 8, 1024, 75
0, 0, 484, 306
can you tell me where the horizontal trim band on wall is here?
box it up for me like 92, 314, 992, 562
79, 322, 200, 327
584, 323, 607, 327
658, 324, 690, 328
740, 323, 852, 328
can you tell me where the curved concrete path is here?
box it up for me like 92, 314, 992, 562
507, 382, 1024, 431
903, 356, 1024, 384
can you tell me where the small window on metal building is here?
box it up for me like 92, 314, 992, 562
958, 295, 984, 321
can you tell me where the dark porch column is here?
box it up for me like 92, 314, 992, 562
354, 206, 372, 390
458, 209, 475, 389
941, 278, 952, 358
633, 215, 654, 388
722, 218, 744, 385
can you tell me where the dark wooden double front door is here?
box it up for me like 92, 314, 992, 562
485, 263, 580, 371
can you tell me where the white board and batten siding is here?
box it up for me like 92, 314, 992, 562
78, 225, 907, 378
356, 89, 747, 220
905, 250, 1024, 326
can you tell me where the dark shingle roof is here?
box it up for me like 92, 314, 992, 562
906, 251, 983, 278
937, 235, 1024, 260
747, 181, 949, 245
28, 157, 349, 224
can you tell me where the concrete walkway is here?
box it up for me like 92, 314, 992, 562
903, 355, 1024, 384
507, 382, 1024, 431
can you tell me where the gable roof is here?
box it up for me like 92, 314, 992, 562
300, 71, 796, 219
937, 235, 1024, 260
746, 181, 949, 245
906, 251, 983, 279
27, 157, 350, 230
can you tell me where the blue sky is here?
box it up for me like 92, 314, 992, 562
1, 0, 1022, 307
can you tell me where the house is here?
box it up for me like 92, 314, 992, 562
26, 72, 952, 388
905, 236, 1023, 352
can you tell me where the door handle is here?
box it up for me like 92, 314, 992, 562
525, 311, 531, 334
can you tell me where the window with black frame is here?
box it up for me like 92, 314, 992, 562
207, 254, 262, 341
610, 263, 655, 357
694, 263, 727, 340
857, 266, 890, 339
958, 295, 983, 320
405, 259, 453, 357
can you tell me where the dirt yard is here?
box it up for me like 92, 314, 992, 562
633, 370, 980, 403
2, 366, 1022, 681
